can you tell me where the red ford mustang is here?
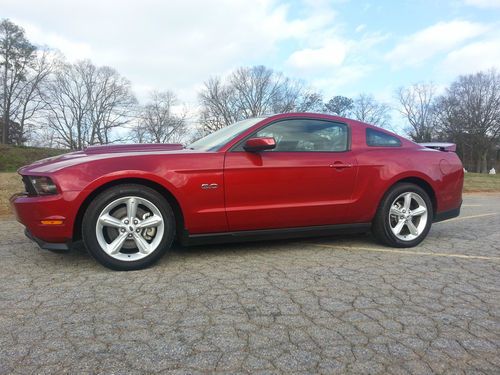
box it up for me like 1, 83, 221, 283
10, 113, 463, 270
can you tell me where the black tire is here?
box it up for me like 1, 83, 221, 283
82, 184, 175, 270
372, 183, 433, 248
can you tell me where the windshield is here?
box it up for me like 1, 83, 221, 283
188, 117, 265, 151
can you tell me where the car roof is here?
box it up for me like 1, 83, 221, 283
258, 112, 415, 148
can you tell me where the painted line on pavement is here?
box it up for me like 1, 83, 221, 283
440, 213, 497, 223
308, 243, 500, 261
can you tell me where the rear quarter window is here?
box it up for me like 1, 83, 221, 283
366, 128, 401, 147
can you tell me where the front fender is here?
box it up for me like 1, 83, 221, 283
79, 170, 183, 202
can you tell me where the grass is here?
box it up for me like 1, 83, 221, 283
0, 171, 499, 217
462, 172, 500, 192
0, 144, 66, 172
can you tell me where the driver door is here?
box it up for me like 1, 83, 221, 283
224, 118, 358, 231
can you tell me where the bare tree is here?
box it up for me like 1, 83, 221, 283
10, 49, 55, 144
323, 95, 353, 117
0, 19, 37, 144
130, 121, 148, 143
44, 60, 90, 149
351, 93, 391, 128
230, 66, 280, 117
30, 125, 57, 148
435, 69, 500, 172
199, 77, 239, 133
198, 65, 322, 134
295, 91, 323, 113
44, 60, 136, 149
85, 65, 137, 145
396, 82, 437, 142
133, 91, 187, 143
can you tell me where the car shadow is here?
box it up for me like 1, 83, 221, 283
60, 232, 377, 270
169, 232, 375, 257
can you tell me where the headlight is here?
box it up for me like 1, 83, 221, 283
29, 176, 59, 195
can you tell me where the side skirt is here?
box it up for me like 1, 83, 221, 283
181, 223, 371, 246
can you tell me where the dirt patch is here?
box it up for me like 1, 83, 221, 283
0, 173, 22, 216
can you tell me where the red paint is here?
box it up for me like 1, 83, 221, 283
224, 151, 358, 230
243, 137, 276, 151
10, 113, 464, 245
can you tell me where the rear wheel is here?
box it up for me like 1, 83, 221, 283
372, 183, 433, 247
82, 184, 175, 270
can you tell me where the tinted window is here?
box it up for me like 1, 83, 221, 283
188, 117, 265, 151
245, 119, 348, 152
366, 128, 401, 147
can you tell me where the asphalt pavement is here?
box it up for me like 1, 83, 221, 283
0, 193, 499, 374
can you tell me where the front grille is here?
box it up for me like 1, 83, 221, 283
22, 176, 38, 196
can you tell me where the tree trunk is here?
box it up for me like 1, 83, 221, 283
481, 150, 488, 173
475, 157, 481, 173
1, 111, 7, 144
2, 62, 9, 144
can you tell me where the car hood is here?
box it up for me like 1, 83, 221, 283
18, 143, 187, 174
84, 143, 184, 154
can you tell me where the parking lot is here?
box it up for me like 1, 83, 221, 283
0, 193, 499, 374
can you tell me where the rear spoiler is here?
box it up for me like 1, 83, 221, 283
419, 142, 456, 152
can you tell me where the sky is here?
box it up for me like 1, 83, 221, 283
3, 0, 500, 128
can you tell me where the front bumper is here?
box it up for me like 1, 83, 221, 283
10, 191, 78, 245
25, 229, 71, 251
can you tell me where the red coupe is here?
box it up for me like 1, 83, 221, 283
10, 113, 463, 270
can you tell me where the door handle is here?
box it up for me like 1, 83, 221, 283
330, 162, 353, 170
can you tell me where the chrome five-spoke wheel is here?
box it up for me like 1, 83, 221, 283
82, 184, 175, 270
373, 183, 433, 248
96, 196, 165, 261
389, 192, 428, 241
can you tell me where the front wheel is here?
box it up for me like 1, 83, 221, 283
82, 184, 175, 270
372, 183, 433, 247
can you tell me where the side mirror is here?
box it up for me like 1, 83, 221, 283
243, 137, 276, 152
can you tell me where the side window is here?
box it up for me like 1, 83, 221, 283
366, 128, 401, 147
251, 119, 348, 152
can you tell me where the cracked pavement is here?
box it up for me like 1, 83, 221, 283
0, 193, 499, 374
